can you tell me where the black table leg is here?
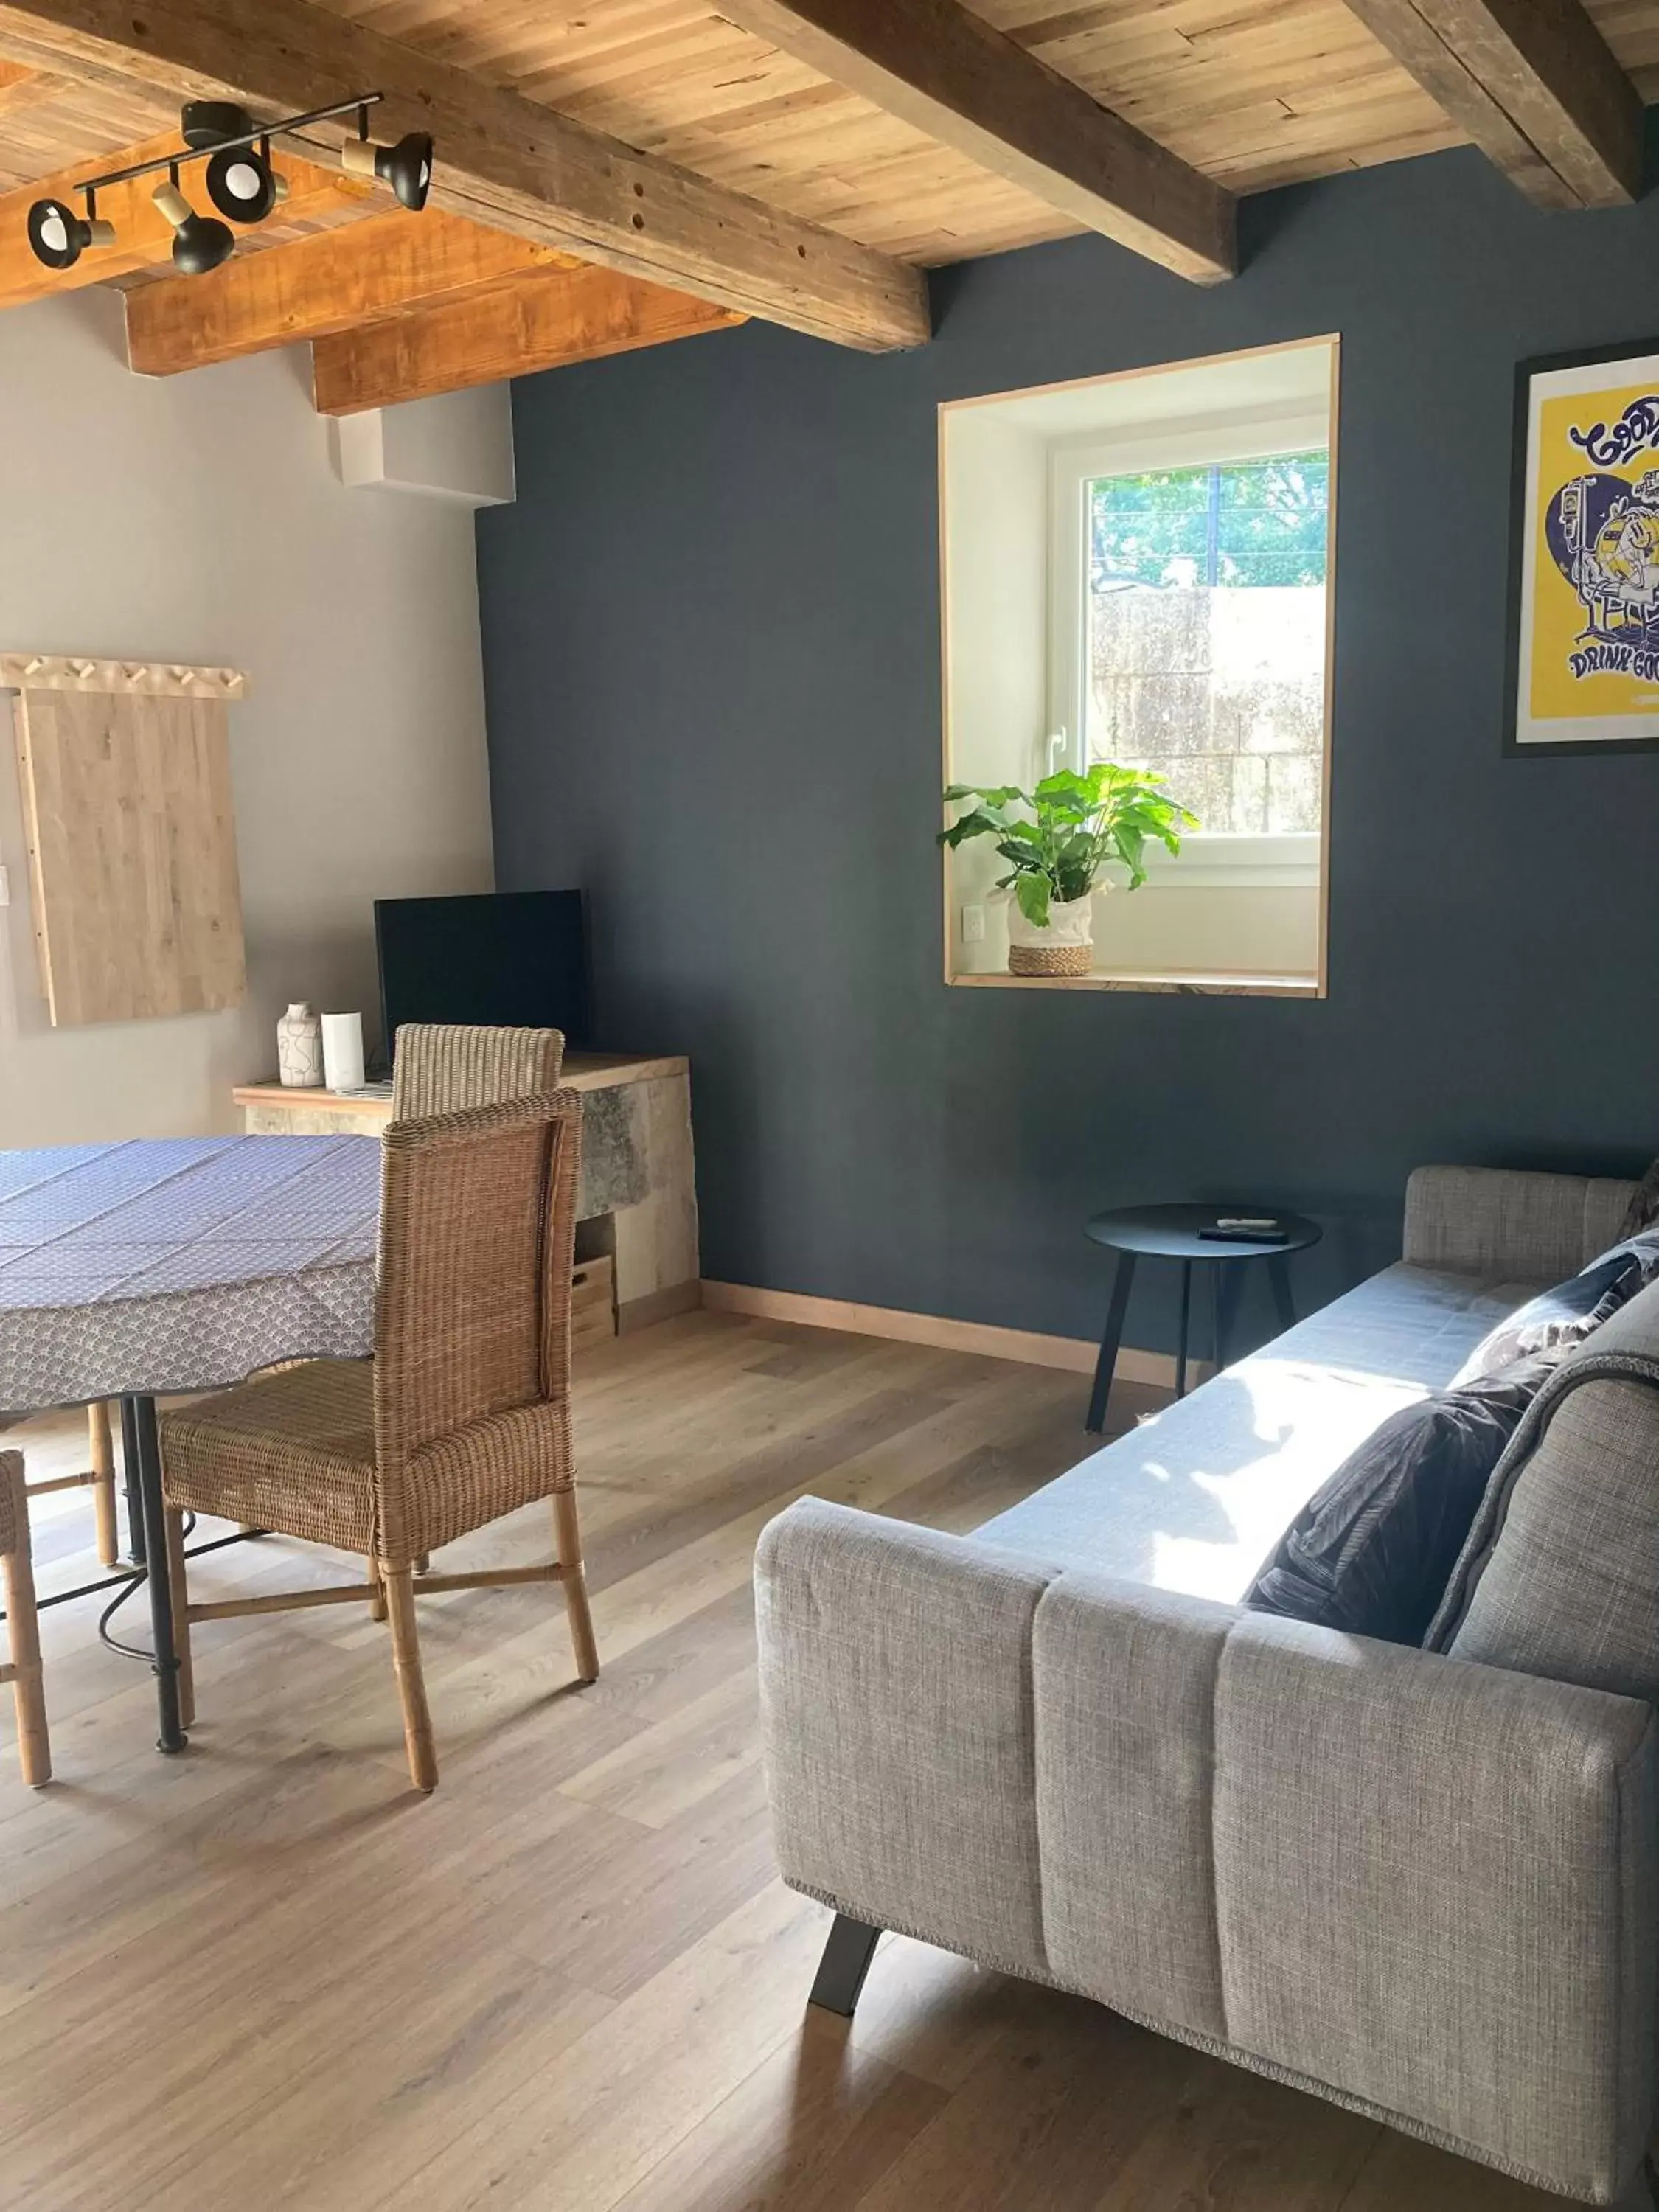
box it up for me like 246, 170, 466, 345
1175, 1259, 1194, 1398
1210, 1262, 1223, 1378
1215, 1264, 1244, 1371
124, 1392, 187, 1755
118, 1394, 146, 1568
1085, 1251, 1137, 1434
1267, 1253, 1297, 1335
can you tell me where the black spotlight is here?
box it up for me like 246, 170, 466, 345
205, 141, 279, 225
342, 130, 434, 212
26, 195, 114, 272
151, 178, 235, 275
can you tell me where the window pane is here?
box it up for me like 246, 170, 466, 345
1085, 452, 1328, 835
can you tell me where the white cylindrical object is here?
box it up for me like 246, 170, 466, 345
321, 1010, 365, 1093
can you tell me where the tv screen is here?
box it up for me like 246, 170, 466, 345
375, 890, 592, 1056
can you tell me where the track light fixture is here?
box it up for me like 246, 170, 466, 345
25, 192, 114, 272
152, 170, 235, 276
23, 90, 432, 279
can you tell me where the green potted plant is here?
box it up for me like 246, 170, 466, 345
941, 763, 1197, 975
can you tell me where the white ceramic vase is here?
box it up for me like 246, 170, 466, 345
276, 1001, 324, 1088
1004, 889, 1096, 976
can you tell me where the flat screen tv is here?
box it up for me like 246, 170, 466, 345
375, 890, 592, 1057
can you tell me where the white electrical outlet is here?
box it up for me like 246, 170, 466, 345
961, 903, 985, 944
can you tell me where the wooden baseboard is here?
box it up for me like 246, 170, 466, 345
618, 1280, 703, 1335
698, 1280, 1196, 1391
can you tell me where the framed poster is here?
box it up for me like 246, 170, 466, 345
1507, 339, 1659, 754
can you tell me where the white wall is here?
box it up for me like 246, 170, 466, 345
0, 291, 495, 1144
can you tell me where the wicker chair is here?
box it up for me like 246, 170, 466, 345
390, 1022, 567, 1584
23, 1404, 121, 1569
159, 1091, 597, 1792
0, 1450, 49, 1786
391, 1023, 564, 1121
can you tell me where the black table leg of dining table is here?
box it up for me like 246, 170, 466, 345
122, 1392, 187, 1754
118, 1394, 147, 1568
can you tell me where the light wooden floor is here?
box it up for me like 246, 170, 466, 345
0, 1311, 1563, 2211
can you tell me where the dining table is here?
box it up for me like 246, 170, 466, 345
0, 1133, 383, 1753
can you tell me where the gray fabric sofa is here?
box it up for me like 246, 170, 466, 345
755, 1166, 1659, 2205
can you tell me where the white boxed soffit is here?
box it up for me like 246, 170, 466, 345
330, 384, 515, 507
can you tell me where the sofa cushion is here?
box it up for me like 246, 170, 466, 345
1427, 1278, 1659, 1696
1213, 1613, 1658, 2199
1242, 1355, 1556, 1644
1033, 1573, 1232, 2042
1404, 1166, 1641, 1281
1451, 1230, 1659, 1385
979, 1261, 1550, 1604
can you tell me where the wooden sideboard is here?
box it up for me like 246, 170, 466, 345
233, 1051, 700, 1334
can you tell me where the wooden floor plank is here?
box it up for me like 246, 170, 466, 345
608, 2015, 950, 2212
0, 1312, 1557, 2210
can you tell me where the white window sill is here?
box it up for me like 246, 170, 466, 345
1134, 832, 1321, 891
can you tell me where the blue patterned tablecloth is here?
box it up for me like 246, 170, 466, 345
0, 1136, 381, 1411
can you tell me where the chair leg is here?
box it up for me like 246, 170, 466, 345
366, 1554, 388, 1624
88, 1402, 119, 1571
162, 1505, 195, 1731
554, 1487, 599, 1685
383, 1564, 437, 1792
2, 1466, 49, 1787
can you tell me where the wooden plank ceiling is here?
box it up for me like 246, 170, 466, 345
305, 0, 1659, 259
0, 0, 1655, 407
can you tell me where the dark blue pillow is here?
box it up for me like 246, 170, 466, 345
1453, 1230, 1659, 1385
1244, 1357, 1557, 1646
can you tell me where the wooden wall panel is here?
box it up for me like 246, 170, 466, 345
11, 685, 246, 1026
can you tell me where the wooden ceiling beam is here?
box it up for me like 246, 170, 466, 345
311, 264, 744, 415
0, 0, 930, 350
126, 206, 580, 375
1340, 0, 1644, 208
715, 0, 1234, 282
0, 131, 371, 310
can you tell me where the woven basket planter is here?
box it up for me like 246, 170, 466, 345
1009, 939, 1091, 976
1005, 889, 1095, 978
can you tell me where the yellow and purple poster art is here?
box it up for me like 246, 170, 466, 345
1512, 344, 1659, 752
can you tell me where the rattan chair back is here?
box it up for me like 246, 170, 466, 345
373, 1091, 581, 1559
390, 1024, 565, 1121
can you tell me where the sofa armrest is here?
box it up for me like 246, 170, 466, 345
755, 1493, 1062, 1983
1402, 1164, 1638, 1280
758, 1500, 1659, 2204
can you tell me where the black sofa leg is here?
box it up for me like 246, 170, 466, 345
808, 1913, 882, 2017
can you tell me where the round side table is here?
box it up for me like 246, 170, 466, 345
1082, 1203, 1322, 1434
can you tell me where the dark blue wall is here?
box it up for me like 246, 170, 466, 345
477, 143, 1659, 1360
